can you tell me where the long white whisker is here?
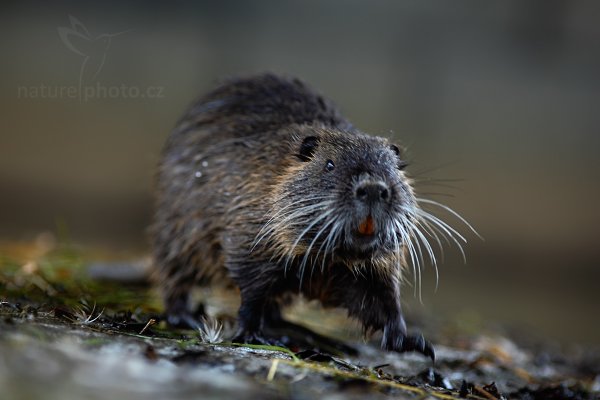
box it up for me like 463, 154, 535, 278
396, 220, 420, 298
253, 200, 333, 250
395, 221, 416, 293
284, 208, 335, 275
317, 215, 341, 273
255, 196, 330, 234
416, 198, 482, 240
410, 221, 439, 291
417, 218, 446, 259
417, 211, 467, 263
417, 209, 467, 243
409, 226, 425, 303
256, 199, 331, 234
390, 222, 404, 285
300, 215, 337, 290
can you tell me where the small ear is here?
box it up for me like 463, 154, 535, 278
296, 136, 319, 162
390, 144, 408, 170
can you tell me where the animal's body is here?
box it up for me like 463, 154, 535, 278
152, 73, 439, 358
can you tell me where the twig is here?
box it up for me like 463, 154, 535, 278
267, 359, 279, 381
139, 318, 156, 335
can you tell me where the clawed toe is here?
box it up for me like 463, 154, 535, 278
399, 333, 435, 361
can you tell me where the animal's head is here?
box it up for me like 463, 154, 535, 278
260, 126, 421, 272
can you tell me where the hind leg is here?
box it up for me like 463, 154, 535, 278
158, 262, 205, 330
164, 291, 205, 330
227, 260, 287, 346
232, 285, 281, 345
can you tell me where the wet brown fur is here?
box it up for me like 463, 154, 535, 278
151, 73, 434, 358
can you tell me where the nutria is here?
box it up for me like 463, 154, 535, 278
151, 73, 472, 360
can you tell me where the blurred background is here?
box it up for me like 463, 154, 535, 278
0, 1, 598, 346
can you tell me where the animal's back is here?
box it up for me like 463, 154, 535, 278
170, 73, 350, 145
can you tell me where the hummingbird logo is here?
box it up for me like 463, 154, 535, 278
58, 15, 130, 87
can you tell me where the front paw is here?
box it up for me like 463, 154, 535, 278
383, 333, 435, 361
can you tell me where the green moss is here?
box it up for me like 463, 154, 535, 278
0, 244, 159, 313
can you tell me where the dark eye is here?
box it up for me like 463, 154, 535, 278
325, 160, 335, 171
390, 144, 401, 156
297, 136, 319, 162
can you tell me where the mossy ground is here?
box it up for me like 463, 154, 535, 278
0, 238, 597, 400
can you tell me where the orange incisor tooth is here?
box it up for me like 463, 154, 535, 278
358, 215, 375, 235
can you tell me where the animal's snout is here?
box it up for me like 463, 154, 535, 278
355, 181, 390, 205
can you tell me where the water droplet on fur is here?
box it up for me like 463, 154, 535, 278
195, 171, 202, 178
201, 161, 208, 167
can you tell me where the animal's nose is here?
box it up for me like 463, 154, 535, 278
355, 181, 390, 205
